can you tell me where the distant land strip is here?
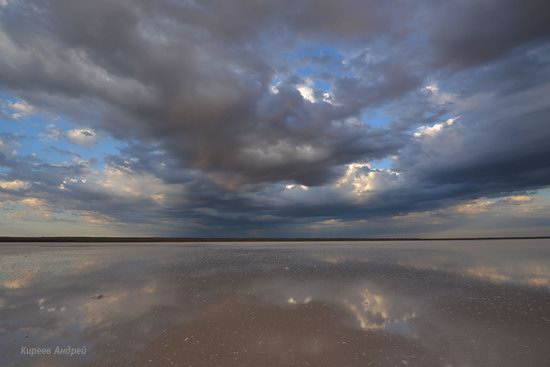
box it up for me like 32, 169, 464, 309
0, 236, 549, 242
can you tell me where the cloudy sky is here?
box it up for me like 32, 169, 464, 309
1, 0, 550, 237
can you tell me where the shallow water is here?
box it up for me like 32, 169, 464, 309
1, 240, 550, 366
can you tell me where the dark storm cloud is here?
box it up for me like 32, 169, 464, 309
1, 0, 550, 234
429, 0, 550, 69
0, 0, 418, 187
398, 87, 550, 194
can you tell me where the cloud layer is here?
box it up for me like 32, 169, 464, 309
1, 0, 549, 236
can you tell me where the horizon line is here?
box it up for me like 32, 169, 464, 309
1, 236, 549, 242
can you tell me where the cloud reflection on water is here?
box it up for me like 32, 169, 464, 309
0, 241, 550, 366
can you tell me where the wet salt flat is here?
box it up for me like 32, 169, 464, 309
1, 240, 550, 367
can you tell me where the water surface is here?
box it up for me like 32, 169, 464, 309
1, 240, 549, 366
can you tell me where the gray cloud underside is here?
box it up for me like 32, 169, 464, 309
1, 0, 550, 234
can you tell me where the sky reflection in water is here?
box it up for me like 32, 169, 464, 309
1, 240, 550, 366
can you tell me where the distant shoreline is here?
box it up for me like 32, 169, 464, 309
1, 236, 549, 242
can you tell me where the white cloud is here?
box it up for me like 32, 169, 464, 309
73, 165, 180, 204
0, 98, 37, 120
308, 218, 351, 229
414, 117, 459, 138
322, 92, 336, 105
9, 100, 37, 119
337, 162, 401, 196
424, 82, 456, 105
454, 199, 495, 215
507, 195, 532, 202
66, 128, 98, 146
296, 79, 316, 103
8, 197, 52, 220
79, 212, 112, 225
244, 141, 326, 165
285, 184, 309, 191
0, 180, 30, 191
21, 197, 48, 208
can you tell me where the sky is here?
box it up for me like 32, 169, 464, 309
0, 0, 550, 237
